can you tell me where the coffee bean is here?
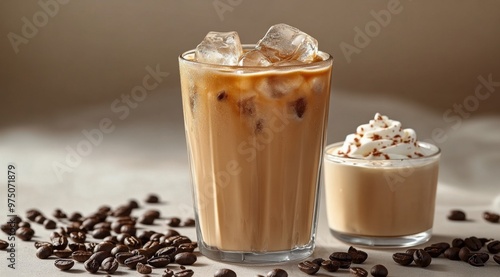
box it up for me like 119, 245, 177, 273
111, 244, 129, 256
444, 247, 461, 260
71, 250, 92, 262
487, 240, 500, 254
120, 224, 136, 236
68, 243, 86, 252
101, 256, 119, 274
447, 209, 466, 221
145, 194, 160, 203
464, 236, 482, 251
175, 252, 197, 265
148, 256, 171, 268
115, 251, 135, 264
54, 249, 72, 258
69, 231, 86, 243
44, 219, 57, 230
483, 211, 500, 223
266, 268, 288, 277
493, 254, 500, 264
424, 246, 442, 258
167, 217, 181, 227
84, 257, 100, 273
54, 259, 74, 271
138, 214, 156, 225
51, 236, 68, 250
137, 262, 153, 274
68, 212, 82, 222
26, 209, 42, 221
329, 252, 352, 268
35, 215, 46, 224
468, 254, 484, 267
18, 221, 30, 228
348, 246, 368, 264
16, 227, 35, 241
124, 254, 147, 269
89, 251, 111, 265
431, 242, 450, 253
321, 259, 339, 272
452, 238, 465, 248
298, 261, 320, 275
34, 241, 52, 249
175, 269, 194, 277
370, 264, 388, 277
214, 268, 237, 277
50, 231, 62, 240
459, 247, 472, 262
311, 257, 324, 266
92, 228, 111, 239
0, 239, 8, 250
124, 236, 142, 250
350, 267, 368, 277
94, 241, 115, 253
405, 249, 418, 255
169, 236, 192, 247
392, 253, 413, 266
477, 253, 490, 263
182, 218, 196, 227
36, 245, 53, 259
112, 205, 133, 217
413, 249, 432, 267
163, 268, 175, 277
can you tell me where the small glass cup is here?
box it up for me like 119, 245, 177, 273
323, 141, 440, 247
179, 46, 333, 263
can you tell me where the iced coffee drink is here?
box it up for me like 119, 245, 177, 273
324, 113, 440, 247
179, 24, 333, 263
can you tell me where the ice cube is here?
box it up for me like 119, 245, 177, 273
257, 75, 304, 98
195, 31, 243, 65
238, 50, 272, 66
256, 24, 318, 63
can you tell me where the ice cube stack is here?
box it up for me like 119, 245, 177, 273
194, 24, 319, 66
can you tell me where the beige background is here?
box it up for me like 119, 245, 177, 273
1, 0, 499, 129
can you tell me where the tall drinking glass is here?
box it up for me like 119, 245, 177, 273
179, 46, 333, 263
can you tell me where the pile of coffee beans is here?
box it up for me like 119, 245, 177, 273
447, 209, 500, 223
393, 237, 500, 268
297, 246, 388, 276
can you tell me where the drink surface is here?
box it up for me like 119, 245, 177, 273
180, 53, 332, 251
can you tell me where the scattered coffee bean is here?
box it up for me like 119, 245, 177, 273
459, 247, 472, 262
92, 228, 111, 239
311, 257, 324, 266
94, 241, 114, 253
413, 249, 432, 267
148, 256, 171, 268
298, 261, 320, 275
163, 268, 175, 277
35, 215, 46, 224
350, 267, 368, 277
483, 211, 500, 223
128, 199, 140, 209
54, 259, 74, 271
329, 252, 352, 268
44, 219, 57, 230
115, 251, 135, 264
124, 236, 142, 250
101, 256, 119, 274
464, 236, 482, 251
448, 209, 466, 221
214, 268, 237, 277
175, 252, 197, 265
405, 249, 417, 255
112, 205, 133, 217
431, 242, 450, 253
54, 249, 72, 258
167, 217, 181, 227
370, 264, 388, 277
137, 262, 153, 274
267, 268, 288, 277
138, 214, 156, 225
71, 250, 92, 263
479, 238, 491, 246
477, 253, 490, 263
26, 209, 42, 221
424, 246, 442, 258
182, 218, 196, 227
69, 231, 86, 243
34, 241, 52, 249
392, 253, 413, 266
18, 221, 30, 228
321, 259, 339, 272
348, 246, 368, 264
487, 240, 500, 254
67, 212, 82, 222
468, 254, 484, 267
124, 254, 147, 269
0, 239, 9, 250
145, 194, 160, 203
444, 247, 461, 260
89, 251, 111, 265
493, 254, 500, 264
36, 245, 53, 259
175, 268, 195, 277
452, 238, 465, 248
120, 224, 136, 236
15, 227, 35, 241
83, 257, 100, 273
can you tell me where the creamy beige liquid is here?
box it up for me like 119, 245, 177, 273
324, 149, 439, 237
180, 57, 332, 251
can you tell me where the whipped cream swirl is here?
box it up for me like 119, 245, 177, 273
334, 113, 425, 159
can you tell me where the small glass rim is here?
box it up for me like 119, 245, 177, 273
324, 141, 441, 164
179, 44, 333, 72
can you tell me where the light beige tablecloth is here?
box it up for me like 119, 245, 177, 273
1, 88, 499, 276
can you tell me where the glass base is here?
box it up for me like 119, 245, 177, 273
330, 228, 432, 248
199, 241, 315, 264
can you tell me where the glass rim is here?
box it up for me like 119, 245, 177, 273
324, 141, 441, 162
179, 44, 333, 71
